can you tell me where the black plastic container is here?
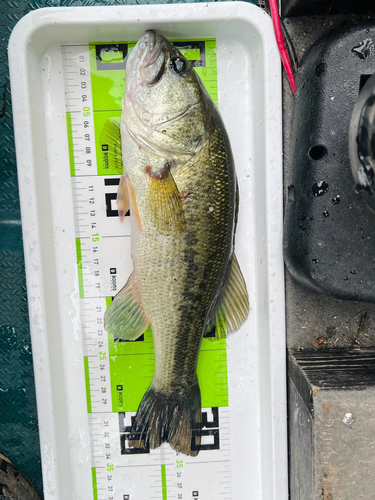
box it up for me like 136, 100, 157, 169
284, 23, 375, 302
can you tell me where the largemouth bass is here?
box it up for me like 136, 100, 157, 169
104, 31, 249, 457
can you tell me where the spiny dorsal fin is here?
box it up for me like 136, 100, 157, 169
206, 253, 249, 339
104, 272, 149, 340
100, 120, 135, 225
100, 118, 123, 173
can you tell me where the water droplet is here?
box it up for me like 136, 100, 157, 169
352, 38, 373, 59
288, 185, 295, 203
332, 195, 341, 205
343, 276, 349, 281
343, 412, 353, 425
351, 269, 356, 275
312, 258, 319, 263
322, 210, 329, 217
142, 111, 151, 123
312, 181, 329, 197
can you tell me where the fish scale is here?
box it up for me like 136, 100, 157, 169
135, 127, 234, 392
126, 131, 234, 385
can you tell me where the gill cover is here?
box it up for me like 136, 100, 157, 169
123, 30, 213, 159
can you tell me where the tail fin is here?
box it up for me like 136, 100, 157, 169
130, 379, 201, 457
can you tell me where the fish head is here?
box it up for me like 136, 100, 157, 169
124, 30, 213, 158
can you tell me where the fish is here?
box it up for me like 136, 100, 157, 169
0, 454, 42, 500
104, 30, 249, 457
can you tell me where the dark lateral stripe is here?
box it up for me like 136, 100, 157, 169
171, 126, 235, 383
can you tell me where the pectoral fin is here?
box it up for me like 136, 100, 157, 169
126, 177, 142, 231
205, 253, 249, 339
117, 175, 130, 221
146, 165, 185, 232
104, 272, 149, 340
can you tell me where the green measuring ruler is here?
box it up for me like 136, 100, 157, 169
62, 39, 232, 500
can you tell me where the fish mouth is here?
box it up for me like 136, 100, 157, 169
127, 30, 170, 89
145, 50, 166, 86
142, 32, 169, 86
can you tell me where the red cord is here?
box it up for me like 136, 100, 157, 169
268, 0, 295, 94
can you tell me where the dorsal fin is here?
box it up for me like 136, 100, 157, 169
205, 253, 249, 338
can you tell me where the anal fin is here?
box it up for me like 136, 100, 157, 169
104, 272, 149, 340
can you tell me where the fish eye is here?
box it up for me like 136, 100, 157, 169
170, 56, 188, 76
